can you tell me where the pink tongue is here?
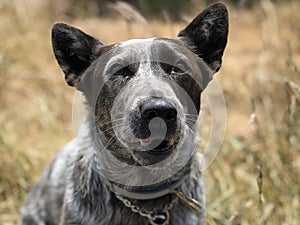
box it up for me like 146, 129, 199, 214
139, 139, 152, 146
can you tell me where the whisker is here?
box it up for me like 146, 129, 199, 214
185, 117, 198, 122
95, 118, 125, 127
121, 127, 134, 136
102, 136, 117, 150
184, 114, 199, 119
99, 125, 122, 134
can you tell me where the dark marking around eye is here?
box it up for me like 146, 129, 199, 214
110, 63, 139, 78
160, 60, 188, 75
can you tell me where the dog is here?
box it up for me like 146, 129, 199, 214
19, 3, 228, 225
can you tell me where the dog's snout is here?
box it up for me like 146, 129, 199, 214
129, 99, 180, 140
140, 99, 177, 121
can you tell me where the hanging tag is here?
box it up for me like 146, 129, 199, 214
149, 210, 170, 225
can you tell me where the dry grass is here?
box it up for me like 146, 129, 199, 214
0, 0, 299, 224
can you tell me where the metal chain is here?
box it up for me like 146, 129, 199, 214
115, 191, 204, 225
115, 194, 177, 221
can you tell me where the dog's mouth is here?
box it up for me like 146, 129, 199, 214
139, 138, 177, 155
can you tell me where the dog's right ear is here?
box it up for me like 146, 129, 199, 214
177, 3, 228, 73
52, 23, 103, 87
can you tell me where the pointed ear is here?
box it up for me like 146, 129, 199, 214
51, 23, 103, 87
178, 3, 228, 73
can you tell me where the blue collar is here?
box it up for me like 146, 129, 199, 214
107, 176, 186, 200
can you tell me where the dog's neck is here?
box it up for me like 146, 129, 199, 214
94, 156, 190, 199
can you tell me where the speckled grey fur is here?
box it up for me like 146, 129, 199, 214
19, 3, 228, 225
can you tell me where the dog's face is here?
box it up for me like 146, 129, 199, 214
91, 39, 211, 166
51, 3, 228, 168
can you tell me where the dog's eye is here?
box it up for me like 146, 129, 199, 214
111, 64, 127, 76
161, 61, 187, 75
172, 61, 186, 74
110, 63, 137, 77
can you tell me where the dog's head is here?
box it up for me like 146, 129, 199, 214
52, 3, 228, 171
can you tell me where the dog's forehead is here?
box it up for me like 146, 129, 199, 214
113, 37, 192, 61
119, 38, 156, 46
119, 38, 186, 52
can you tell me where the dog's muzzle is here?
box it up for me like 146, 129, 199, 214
129, 98, 181, 155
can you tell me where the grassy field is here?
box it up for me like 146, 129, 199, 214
0, 0, 299, 224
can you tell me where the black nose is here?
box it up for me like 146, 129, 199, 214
140, 99, 177, 121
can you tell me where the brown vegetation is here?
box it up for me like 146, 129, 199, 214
0, 0, 299, 224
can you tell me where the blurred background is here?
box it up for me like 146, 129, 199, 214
0, 0, 299, 224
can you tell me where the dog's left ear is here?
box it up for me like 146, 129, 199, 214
178, 3, 228, 73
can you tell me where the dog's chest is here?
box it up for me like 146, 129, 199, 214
106, 201, 202, 225
83, 188, 204, 225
